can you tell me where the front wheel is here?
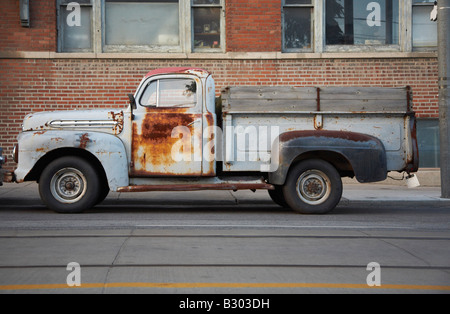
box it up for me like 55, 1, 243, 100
39, 157, 100, 213
268, 185, 289, 208
282, 159, 343, 215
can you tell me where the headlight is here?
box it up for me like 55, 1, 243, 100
13, 145, 18, 164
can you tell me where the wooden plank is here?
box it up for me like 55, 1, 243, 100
221, 86, 409, 114
320, 87, 407, 100
223, 99, 318, 112
226, 87, 318, 100
321, 99, 406, 112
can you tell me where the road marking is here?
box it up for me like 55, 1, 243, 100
0, 282, 449, 291
136, 224, 416, 230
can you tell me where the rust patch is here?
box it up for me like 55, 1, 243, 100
130, 108, 203, 177
79, 133, 90, 149
313, 115, 323, 130
108, 111, 124, 134
279, 130, 375, 143
316, 87, 321, 111
117, 183, 274, 193
406, 115, 419, 173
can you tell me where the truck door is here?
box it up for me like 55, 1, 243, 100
130, 76, 203, 176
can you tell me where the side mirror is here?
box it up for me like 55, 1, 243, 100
128, 94, 137, 110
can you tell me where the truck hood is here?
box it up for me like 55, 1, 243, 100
22, 109, 125, 135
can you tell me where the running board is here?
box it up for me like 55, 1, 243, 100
117, 182, 275, 193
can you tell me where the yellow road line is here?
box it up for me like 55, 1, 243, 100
0, 282, 449, 291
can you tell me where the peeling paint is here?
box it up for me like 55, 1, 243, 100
79, 133, 91, 150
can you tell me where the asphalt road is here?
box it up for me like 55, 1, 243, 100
0, 183, 449, 296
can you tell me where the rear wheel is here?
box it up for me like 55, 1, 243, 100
283, 159, 342, 214
39, 157, 100, 213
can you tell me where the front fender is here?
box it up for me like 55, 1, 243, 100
15, 130, 129, 190
269, 130, 387, 185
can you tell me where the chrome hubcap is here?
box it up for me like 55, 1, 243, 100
50, 168, 87, 204
296, 170, 331, 205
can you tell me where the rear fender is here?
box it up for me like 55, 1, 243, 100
15, 130, 129, 190
269, 130, 387, 185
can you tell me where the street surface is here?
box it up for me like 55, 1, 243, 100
0, 182, 449, 295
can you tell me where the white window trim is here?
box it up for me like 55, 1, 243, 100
409, 0, 438, 51
321, 0, 406, 53
100, 0, 187, 53
191, 0, 226, 53
57, 0, 95, 53
282, 0, 315, 53
59, 0, 195, 53
282, 0, 437, 55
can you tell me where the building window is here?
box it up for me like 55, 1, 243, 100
417, 119, 440, 168
58, 0, 203, 53
412, 0, 437, 49
192, 0, 224, 51
325, 0, 399, 48
282, 0, 314, 52
104, 0, 180, 52
58, 0, 93, 52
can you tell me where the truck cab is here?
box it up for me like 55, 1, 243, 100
129, 67, 217, 177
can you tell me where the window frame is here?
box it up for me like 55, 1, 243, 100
58, 0, 196, 53
101, 0, 185, 53
323, 0, 403, 53
57, 0, 95, 53
191, 0, 225, 53
138, 76, 201, 110
282, 0, 315, 53
411, 0, 438, 51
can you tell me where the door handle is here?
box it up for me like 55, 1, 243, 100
187, 119, 201, 127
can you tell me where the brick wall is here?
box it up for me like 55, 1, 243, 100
226, 0, 282, 52
0, 0, 56, 52
0, 57, 438, 170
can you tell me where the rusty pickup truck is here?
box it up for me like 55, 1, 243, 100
5, 67, 418, 214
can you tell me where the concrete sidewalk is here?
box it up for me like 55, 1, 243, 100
0, 181, 450, 208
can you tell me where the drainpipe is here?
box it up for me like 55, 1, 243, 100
438, 0, 450, 198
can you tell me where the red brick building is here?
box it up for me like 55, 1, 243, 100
0, 0, 440, 177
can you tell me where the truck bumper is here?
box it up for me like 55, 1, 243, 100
0, 148, 16, 185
